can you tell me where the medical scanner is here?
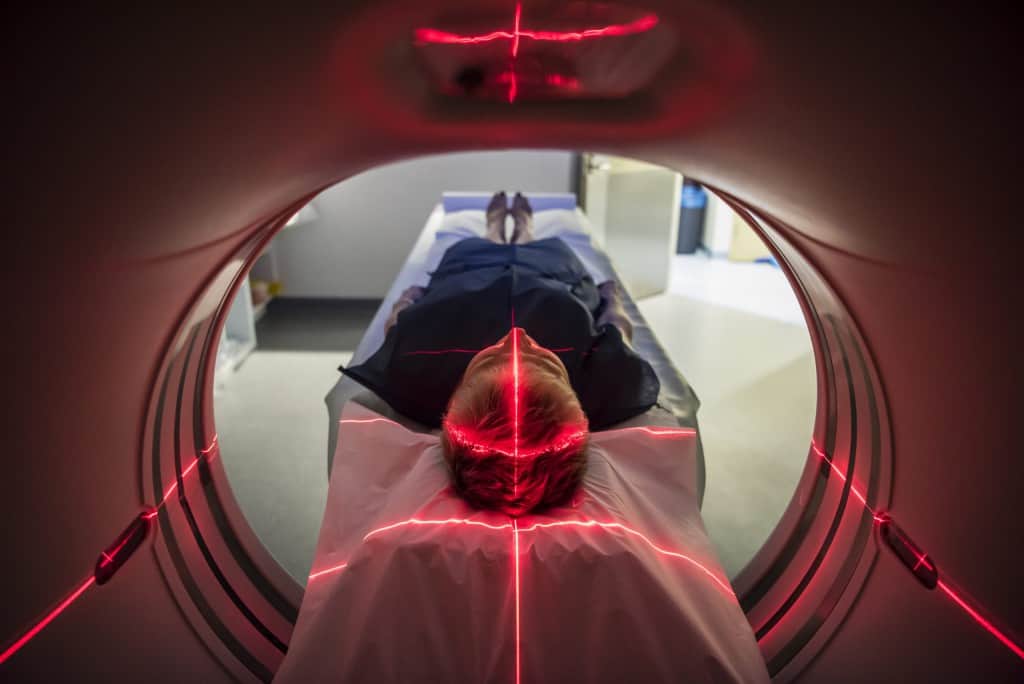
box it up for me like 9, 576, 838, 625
4, 2, 1022, 682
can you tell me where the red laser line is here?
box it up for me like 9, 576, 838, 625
0, 575, 96, 665
512, 326, 521, 496
513, 518, 522, 684
617, 426, 697, 438
808, 441, 1023, 662
98, 532, 135, 569
363, 517, 513, 541
308, 561, 349, 582
937, 580, 1024, 661
156, 435, 220, 509
414, 14, 658, 45
339, 417, 401, 426
518, 519, 734, 596
810, 443, 883, 522
445, 423, 586, 459
511, 2, 522, 57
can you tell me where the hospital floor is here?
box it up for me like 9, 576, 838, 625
215, 254, 815, 583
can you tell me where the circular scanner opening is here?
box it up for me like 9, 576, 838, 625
209, 150, 817, 584
144, 148, 889, 681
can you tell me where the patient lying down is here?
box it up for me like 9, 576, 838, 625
342, 191, 658, 513
276, 193, 770, 683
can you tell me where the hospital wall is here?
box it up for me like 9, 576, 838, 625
271, 151, 577, 299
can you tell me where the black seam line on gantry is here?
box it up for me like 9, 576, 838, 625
765, 316, 881, 675
755, 314, 859, 643
739, 265, 838, 613
171, 325, 289, 654
152, 329, 273, 682
191, 306, 299, 624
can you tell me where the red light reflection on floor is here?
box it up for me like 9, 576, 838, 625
0, 575, 96, 666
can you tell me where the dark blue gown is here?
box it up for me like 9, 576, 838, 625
342, 237, 659, 429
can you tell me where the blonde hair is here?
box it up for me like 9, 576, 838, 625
442, 369, 588, 516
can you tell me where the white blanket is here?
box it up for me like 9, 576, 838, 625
277, 403, 767, 683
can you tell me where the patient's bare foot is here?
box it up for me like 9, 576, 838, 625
510, 192, 534, 244
485, 191, 508, 243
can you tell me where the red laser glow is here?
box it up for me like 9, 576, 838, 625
937, 580, 1024, 661
511, 2, 522, 57
513, 518, 522, 684
156, 434, 219, 508
98, 532, 135, 569
618, 426, 697, 438
518, 519, 734, 596
512, 326, 521, 495
339, 417, 402, 427
415, 5, 658, 104
445, 422, 587, 460
308, 561, 349, 582
810, 443, 883, 522
0, 575, 96, 666
414, 13, 659, 46
363, 517, 513, 541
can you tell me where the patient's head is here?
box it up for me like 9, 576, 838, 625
442, 328, 588, 516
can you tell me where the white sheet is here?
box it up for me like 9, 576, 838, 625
277, 403, 767, 683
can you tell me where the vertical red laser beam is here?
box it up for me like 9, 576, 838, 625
0, 575, 96, 665
937, 580, 1024, 661
513, 518, 522, 684
512, 326, 521, 497
511, 2, 522, 57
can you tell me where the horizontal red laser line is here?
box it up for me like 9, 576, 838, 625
518, 519, 734, 596
617, 426, 697, 437
414, 14, 658, 45
363, 517, 513, 541
937, 580, 1024, 661
0, 576, 96, 666
339, 417, 401, 426
308, 561, 349, 582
